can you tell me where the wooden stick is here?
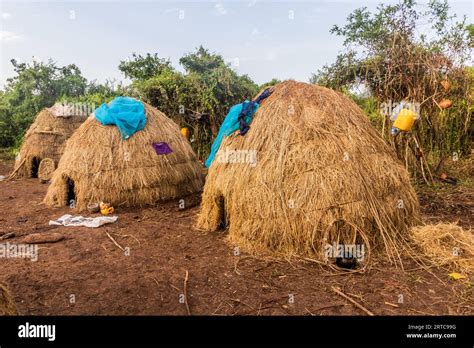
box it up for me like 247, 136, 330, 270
105, 231, 124, 252
168, 283, 181, 292
229, 298, 256, 312
6, 158, 26, 181
331, 286, 374, 316
412, 133, 434, 183
184, 270, 191, 315
384, 302, 399, 308
0, 232, 15, 241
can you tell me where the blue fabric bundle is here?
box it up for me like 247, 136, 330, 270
205, 88, 272, 168
94, 97, 146, 140
204, 101, 259, 168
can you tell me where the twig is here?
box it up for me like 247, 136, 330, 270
148, 276, 159, 286
0, 232, 15, 240
229, 298, 256, 312
105, 231, 124, 252
234, 259, 242, 275
384, 302, 399, 308
212, 301, 224, 315
412, 133, 434, 183
184, 270, 191, 315
331, 286, 374, 316
168, 283, 181, 292
6, 158, 25, 181
408, 308, 434, 316
115, 233, 141, 246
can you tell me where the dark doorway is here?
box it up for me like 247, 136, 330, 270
31, 157, 40, 178
218, 195, 227, 229
66, 177, 76, 207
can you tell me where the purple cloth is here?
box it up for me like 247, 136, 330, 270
152, 142, 173, 155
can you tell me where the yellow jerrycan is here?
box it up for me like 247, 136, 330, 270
393, 108, 417, 132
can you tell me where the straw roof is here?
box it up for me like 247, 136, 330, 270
12, 103, 88, 179
44, 102, 203, 210
197, 80, 420, 264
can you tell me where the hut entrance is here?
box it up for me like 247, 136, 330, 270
66, 177, 76, 206
218, 195, 227, 229
31, 157, 40, 178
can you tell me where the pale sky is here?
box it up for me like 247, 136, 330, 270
0, 0, 472, 88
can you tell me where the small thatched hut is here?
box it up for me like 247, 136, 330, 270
12, 103, 88, 180
44, 100, 203, 210
197, 81, 420, 264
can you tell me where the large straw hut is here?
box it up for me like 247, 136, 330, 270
44, 100, 203, 210
197, 81, 420, 264
12, 103, 88, 181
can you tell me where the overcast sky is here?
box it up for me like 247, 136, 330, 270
0, 0, 472, 88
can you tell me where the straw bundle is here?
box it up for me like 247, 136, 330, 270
0, 284, 18, 316
44, 102, 203, 210
197, 81, 420, 264
411, 223, 474, 274
11, 104, 87, 179
38, 158, 55, 183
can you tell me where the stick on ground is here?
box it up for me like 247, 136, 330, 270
105, 231, 125, 252
331, 286, 374, 316
6, 158, 25, 181
184, 270, 191, 315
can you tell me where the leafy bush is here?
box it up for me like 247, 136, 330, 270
123, 46, 259, 159
312, 0, 473, 172
0, 59, 87, 147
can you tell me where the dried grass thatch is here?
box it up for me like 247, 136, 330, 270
44, 102, 203, 210
197, 81, 420, 264
0, 283, 18, 316
411, 223, 474, 274
11, 104, 88, 179
38, 157, 55, 183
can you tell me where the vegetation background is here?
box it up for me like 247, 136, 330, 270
0, 0, 472, 176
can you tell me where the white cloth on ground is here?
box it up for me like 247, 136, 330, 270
49, 214, 118, 228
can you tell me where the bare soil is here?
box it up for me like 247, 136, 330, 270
0, 160, 472, 316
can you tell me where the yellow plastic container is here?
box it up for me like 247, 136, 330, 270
181, 127, 190, 139
393, 108, 417, 132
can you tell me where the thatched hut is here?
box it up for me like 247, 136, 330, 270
197, 81, 420, 264
44, 101, 203, 210
12, 103, 88, 180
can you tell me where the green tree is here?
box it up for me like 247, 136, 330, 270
118, 53, 173, 80
0, 59, 87, 147
311, 0, 473, 173
179, 46, 226, 74
60, 79, 128, 107
260, 78, 281, 90
126, 47, 258, 159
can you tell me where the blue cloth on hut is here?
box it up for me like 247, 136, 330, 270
94, 97, 146, 140
204, 102, 257, 168
204, 88, 272, 168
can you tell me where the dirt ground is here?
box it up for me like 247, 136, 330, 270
0, 159, 472, 316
